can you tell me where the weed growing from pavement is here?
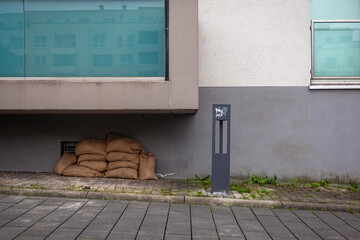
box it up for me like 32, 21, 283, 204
252, 175, 279, 185
186, 174, 211, 191
288, 178, 298, 187
304, 193, 315, 198
349, 181, 359, 192
29, 184, 46, 190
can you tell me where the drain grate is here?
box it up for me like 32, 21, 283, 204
60, 141, 78, 157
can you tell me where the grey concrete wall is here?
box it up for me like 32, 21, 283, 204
0, 87, 359, 181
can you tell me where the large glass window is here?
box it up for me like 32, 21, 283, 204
0, 0, 165, 77
0, 0, 24, 77
311, 0, 360, 79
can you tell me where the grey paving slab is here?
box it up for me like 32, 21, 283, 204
14, 235, 45, 240
272, 209, 302, 223
346, 220, 360, 231
191, 227, 218, 237
243, 230, 272, 240
252, 208, 275, 216
46, 228, 83, 240
166, 221, 191, 236
0, 208, 28, 220
312, 228, 346, 240
58, 206, 104, 230
164, 234, 191, 240
78, 229, 109, 239
265, 227, 297, 240
12, 199, 45, 209
147, 202, 169, 215
2, 195, 360, 240
332, 211, 360, 221
6, 213, 46, 227
21, 221, 60, 237
169, 203, 189, 212
231, 207, 258, 220
107, 232, 137, 240
136, 232, 164, 240
314, 210, 360, 239
0, 195, 27, 204
0, 226, 27, 240
212, 208, 244, 238
0, 203, 16, 213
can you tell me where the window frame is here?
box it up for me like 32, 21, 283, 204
311, 19, 360, 85
0, 0, 169, 80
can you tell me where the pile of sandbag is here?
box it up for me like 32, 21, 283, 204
104, 134, 141, 179
54, 133, 157, 180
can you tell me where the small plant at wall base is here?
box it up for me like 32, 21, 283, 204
251, 175, 279, 186
186, 174, 211, 191
230, 182, 252, 194
349, 181, 359, 192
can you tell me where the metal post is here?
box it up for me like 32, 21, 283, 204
211, 104, 231, 194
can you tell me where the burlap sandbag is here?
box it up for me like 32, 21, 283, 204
105, 152, 140, 164
62, 165, 103, 178
104, 168, 138, 179
139, 152, 158, 180
105, 134, 142, 154
75, 139, 106, 156
107, 161, 138, 170
77, 154, 106, 163
54, 152, 77, 175
79, 161, 107, 172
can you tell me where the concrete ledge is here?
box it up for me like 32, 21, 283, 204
2, 187, 359, 212
86, 191, 184, 203
282, 201, 360, 212
184, 196, 283, 208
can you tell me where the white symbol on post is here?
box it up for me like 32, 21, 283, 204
215, 107, 227, 118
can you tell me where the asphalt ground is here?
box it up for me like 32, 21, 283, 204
0, 195, 359, 240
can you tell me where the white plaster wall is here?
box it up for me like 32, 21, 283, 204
199, 0, 311, 87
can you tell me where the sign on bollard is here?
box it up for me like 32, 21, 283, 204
212, 104, 231, 194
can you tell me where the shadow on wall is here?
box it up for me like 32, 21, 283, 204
0, 114, 203, 175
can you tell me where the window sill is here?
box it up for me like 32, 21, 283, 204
310, 79, 360, 90
0, 77, 165, 82
309, 85, 360, 90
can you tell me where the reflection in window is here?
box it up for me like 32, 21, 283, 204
92, 55, 112, 67
53, 54, 76, 66
139, 52, 159, 64
120, 54, 133, 65
35, 56, 47, 66
127, 35, 134, 47
138, 71, 158, 77
35, 36, 46, 48
53, 35, 76, 48
1, 0, 165, 77
9, 37, 23, 49
117, 36, 123, 48
139, 31, 159, 45
92, 35, 105, 48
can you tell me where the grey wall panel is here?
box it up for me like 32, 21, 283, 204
0, 87, 359, 181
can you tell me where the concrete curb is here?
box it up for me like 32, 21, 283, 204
184, 196, 283, 208
1, 187, 359, 211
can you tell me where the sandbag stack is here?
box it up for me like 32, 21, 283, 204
54, 134, 157, 180
73, 139, 107, 176
104, 134, 141, 179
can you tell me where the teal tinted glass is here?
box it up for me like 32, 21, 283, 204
0, 0, 24, 76
24, 0, 165, 77
311, 0, 360, 20
314, 22, 360, 77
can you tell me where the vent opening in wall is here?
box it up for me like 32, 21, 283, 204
61, 141, 78, 157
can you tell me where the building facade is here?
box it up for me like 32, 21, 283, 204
0, 0, 359, 181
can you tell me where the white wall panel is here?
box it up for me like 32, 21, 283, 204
199, 0, 311, 86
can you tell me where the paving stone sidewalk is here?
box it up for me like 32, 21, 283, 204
0, 195, 360, 240
0, 172, 359, 211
